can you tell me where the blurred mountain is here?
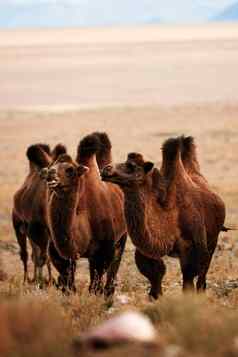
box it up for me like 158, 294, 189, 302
0, 1, 236, 28
0, 2, 161, 28
214, 2, 238, 21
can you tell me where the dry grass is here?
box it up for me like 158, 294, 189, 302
0, 104, 238, 356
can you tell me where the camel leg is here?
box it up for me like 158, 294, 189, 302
49, 241, 76, 292
88, 258, 97, 293
178, 240, 197, 291
27, 222, 50, 286
196, 235, 218, 291
193, 225, 210, 292
12, 216, 29, 283
104, 233, 127, 299
88, 256, 104, 295
135, 249, 166, 299
30, 242, 37, 283
46, 259, 52, 285
89, 240, 116, 296
180, 257, 197, 291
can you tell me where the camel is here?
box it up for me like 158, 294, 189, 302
102, 136, 226, 298
41, 132, 127, 298
177, 136, 226, 290
12, 143, 67, 285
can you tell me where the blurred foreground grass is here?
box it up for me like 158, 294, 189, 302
1, 282, 238, 356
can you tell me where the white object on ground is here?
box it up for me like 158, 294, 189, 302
80, 311, 157, 344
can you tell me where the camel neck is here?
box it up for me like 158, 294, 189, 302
123, 186, 147, 248
49, 184, 80, 259
123, 184, 177, 259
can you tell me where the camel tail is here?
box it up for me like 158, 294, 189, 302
52, 143, 67, 161
77, 132, 112, 168
26, 144, 51, 168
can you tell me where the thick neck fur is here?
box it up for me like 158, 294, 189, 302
122, 180, 177, 259
123, 184, 146, 247
49, 182, 81, 259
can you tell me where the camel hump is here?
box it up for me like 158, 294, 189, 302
162, 137, 181, 164
181, 135, 195, 153
94, 132, 112, 152
93, 132, 112, 169
180, 135, 200, 171
26, 144, 51, 168
52, 143, 67, 161
77, 132, 112, 168
180, 135, 195, 159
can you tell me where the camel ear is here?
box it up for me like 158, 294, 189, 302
143, 162, 154, 174
77, 165, 89, 176
39, 167, 49, 180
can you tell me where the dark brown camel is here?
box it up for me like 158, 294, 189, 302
102, 136, 226, 298
42, 133, 127, 298
12, 143, 67, 284
178, 136, 226, 290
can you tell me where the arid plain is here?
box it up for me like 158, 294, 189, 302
1, 24, 238, 356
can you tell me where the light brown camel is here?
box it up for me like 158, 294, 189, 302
102, 136, 226, 298
12, 143, 67, 285
42, 133, 127, 298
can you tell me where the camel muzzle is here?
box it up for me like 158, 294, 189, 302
42, 167, 60, 189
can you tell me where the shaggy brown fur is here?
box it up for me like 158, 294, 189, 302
12, 143, 67, 285
177, 135, 226, 290
76, 131, 112, 170
102, 136, 226, 298
44, 133, 127, 298
102, 143, 180, 298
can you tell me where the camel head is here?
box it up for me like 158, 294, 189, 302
40, 154, 89, 192
101, 152, 154, 188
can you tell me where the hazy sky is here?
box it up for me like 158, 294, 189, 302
1, 0, 232, 7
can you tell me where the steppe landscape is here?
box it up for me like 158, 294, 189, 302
1, 23, 238, 356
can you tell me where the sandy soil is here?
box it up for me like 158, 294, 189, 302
1, 23, 238, 109
0, 103, 238, 289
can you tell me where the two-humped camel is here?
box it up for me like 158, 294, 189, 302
41, 132, 127, 298
12, 143, 67, 284
102, 136, 226, 298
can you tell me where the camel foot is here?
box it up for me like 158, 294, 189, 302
148, 288, 161, 301
27, 277, 36, 284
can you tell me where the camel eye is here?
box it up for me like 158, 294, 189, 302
126, 162, 136, 172
66, 166, 75, 177
58, 156, 65, 163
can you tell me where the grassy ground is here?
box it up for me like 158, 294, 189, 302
0, 103, 238, 356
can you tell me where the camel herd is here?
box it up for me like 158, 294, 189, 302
12, 132, 229, 300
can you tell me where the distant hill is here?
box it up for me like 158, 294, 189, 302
0, 2, 161, 29
0, 1, 235, 28
214, 2, 238, 21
